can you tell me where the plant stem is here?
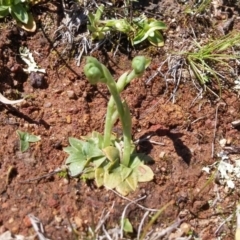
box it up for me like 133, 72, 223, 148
102, 67, 137, 166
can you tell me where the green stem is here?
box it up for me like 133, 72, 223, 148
103, 70, 136, 148
102, 67, 135, 166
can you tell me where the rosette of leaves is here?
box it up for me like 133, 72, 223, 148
133, 16, 167, 46
64, 56, 154, 196
0, 0, 36, 32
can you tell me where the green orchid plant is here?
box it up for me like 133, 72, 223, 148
0, 0, 36, 32
87, 5, 167, 47
64, 56, 154, 195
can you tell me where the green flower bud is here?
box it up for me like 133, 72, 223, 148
132, 56, 147, 75
84, 57, 106, 84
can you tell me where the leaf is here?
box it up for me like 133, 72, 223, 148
120, 164, 132, 181
104, 170, 122, 189
16, 130, 41, 152
92, 155, 107, 168
115, 180, 133, 196
95, 167, 104, 187
147, 31, 164, 47
25, 134, 41, 143
11, 3, 29, 24
83, 141, 104, 159
0, 6, 9, 18
68, 161, 86, 177
121, 218, 133, 233
65, 152, 85, 164
126, 171, 138, 191
137, 164, 154, 182
20, 140, 29, 152
69, 137, 85, 150
102, 146, 120, 162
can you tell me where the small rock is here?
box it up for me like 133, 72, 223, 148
159, 151, 166, 159
74, 216, 83, 228
180, 222, 191, 234
47, 198, 59, 208
66, 115, 71, 124
8, 218, 14, 224
30, 72, 45, 88
219, 138, 227, 147
43, 102, 52, 108
66, 90, 76, 99
23, 215, 32, 228
55, 215, 62, 223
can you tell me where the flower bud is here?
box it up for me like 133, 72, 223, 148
84, 57, 105, 84
132, 56, 147, 75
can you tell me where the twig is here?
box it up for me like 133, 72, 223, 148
149, 217, 183, 240
110, 189, 159, 212
212, 103, 226, 158
214, 214, 233, 236
120, 196, 147, 238
137, 211, 150, 240
19, 166, 66, 183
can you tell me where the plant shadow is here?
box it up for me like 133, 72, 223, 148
136, 127, 192, 166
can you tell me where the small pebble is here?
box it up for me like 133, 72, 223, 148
219, 138, 227, 147
30, 72, 45, 88
23, 215, 32, 228
43, 102, 52, 108
66, 90, 76, 99
74, 216, 83, 228
180, 222, 191, 234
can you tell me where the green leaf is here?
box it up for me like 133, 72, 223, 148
147, 31, 164, 47
121, 218, 133, 233
126, 171, 138, 191
102, 146, 120, 162
83, 141, 103, 159
95, 167, 104, 187
69, 137, 85, 150
11, 4, 29, 24
92, 155, 107, 168
104, 170, 122, 189
16, 130, 41, 152
25, 134, 41, 142
82, 167, 95, 180
20, 140, 29, 152
115, 180, 133, 196
137, 164, 154, 182
65, 152, 85, 164
68, 161, 86, 177
120, 164, 132, 181
0, 6, 9, 18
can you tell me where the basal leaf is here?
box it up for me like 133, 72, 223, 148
104, 170, 122, 190
137, 164, 154, 182
83, 141, 103, 159
120, 164, 132, 181
11, 4, 29, 24
126, 171, 138, 191
102, 146, 120, 162
68, 161, 86, 177
69, 137, 85, 151
95, 167, 104, 187
115, 180, 132, 196
65, 152, 85, 164
92, 155, 107, 168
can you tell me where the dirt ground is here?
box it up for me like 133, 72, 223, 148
1, 0, 240, 239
